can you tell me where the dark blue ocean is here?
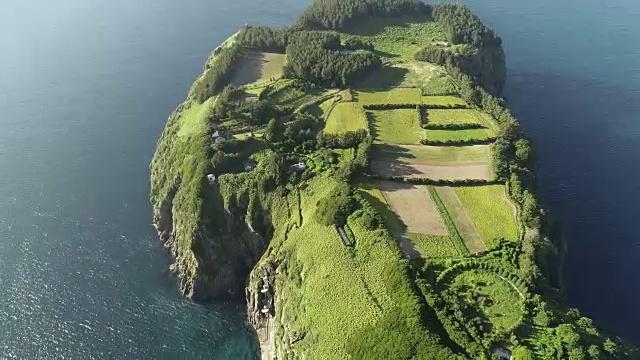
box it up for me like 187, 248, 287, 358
0, 0, 638, 357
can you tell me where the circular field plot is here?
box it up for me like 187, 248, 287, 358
449, 269, 524, 334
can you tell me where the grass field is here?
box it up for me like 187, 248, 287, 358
339, 15, 447, 61
435, 187, 485, 253
421, 96, 468, 107
369, 109, 423, 145
231, 51, 286, 86
450, 269, 524, 333
424, 128, 495, 142
407, 233, 460, 258
426, 109, 487, 126
355, 88, 421, 105
455, 185, 519, 248
371, 143, 491, 163
324, 102, 368, 134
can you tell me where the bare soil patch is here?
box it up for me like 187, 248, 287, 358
435, 187, 486, 253
378, 181, 448, 236
232, 52, 286, 86
371, 160, 492, 180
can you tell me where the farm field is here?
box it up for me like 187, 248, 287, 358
455, 185, 519, 248
424, 128, 495, 142
324, 102, 368, 134
449, 269, 524, 333
370, 160, 493, 180
369, 109, 423, 145
435, 187, 485, 253
421, 96, 467, 107
231, 51, 286, 86
371, 143, 491, 163
358, 181, 464, 259
339, 14, 447, 61
354, 88, 421, 105
377, 181, 448, 236
406, 233, 460, 258
425, 109, 488, 126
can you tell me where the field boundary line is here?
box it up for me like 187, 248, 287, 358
427, 186, 470, 256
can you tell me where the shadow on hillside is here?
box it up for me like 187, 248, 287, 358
371, 159, 423, 178
231, 52, 267, 86
354, 66, 409, 92
371, 143, 417, 162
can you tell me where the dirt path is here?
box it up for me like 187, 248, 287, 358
259, 316, 275, 360
435, 187, 486, 253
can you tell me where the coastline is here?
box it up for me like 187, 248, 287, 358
150, 1, 639, 358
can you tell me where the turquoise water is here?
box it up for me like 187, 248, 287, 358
1, 0, 639, 357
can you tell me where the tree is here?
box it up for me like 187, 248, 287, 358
264, 118, 281, 143
603, 338, 617, 356
314, 183, 354, 226
512, 346, 534, 360
587, 345, 602, 360
515, 138, 534, 167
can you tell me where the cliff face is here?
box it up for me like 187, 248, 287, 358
150, 34, 272, 300
459, 45, 507, 96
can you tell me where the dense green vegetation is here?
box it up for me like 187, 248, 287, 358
151, 1, 640, 358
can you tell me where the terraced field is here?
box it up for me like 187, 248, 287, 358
424, 128, 495, 142
371, 144, 491, 163
324, 102, 368, 134
370, 160, 493, 180
455, 185, 519, 249
425, 109, 488, 126
369, 109, 423, 145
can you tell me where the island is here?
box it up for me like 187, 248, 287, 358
150, 0, 639, 358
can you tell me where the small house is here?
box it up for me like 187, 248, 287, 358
433, 40, 450, 46
289, 162, 307, 172
212, 130, 228, 143
244, 94, 258, 104
206, 174, 216, 184
244, 161, 257, 172
492, 347, 513, 360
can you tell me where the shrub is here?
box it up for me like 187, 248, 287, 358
315, 183, 355, 226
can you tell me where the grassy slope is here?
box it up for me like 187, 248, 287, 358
450, 270, 524, 333
273, 177, 455, 359
324, 102, 368, 133
151, 98, 215, 277
455, 185, 519, 249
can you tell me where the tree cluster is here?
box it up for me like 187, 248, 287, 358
283, 31, 381, 87
314, 183, 355, 226
430, 3, 502, 48
294, 0, 425, 30
236, 26, 289, 52
189, 45, 240, 103
316, 129, 368, 149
